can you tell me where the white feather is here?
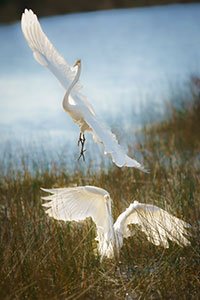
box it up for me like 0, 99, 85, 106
114, 201, 191, 249
21, 9, 148, 172
41, 186, 115, 258
81, 111, 147, 170
41, 186, 191, 258
21, 9, 82, 91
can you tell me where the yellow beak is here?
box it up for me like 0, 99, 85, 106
73, 59, 81, 67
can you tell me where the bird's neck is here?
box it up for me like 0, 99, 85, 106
70, 64, 81, 95
114, 203, 137, 249
114, 206, 131, 231
62, 64, 81, 110
115, 202, 138, 229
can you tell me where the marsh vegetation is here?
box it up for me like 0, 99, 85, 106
0, 84, 200, 299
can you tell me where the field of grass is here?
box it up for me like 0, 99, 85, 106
0, 84, 200, 299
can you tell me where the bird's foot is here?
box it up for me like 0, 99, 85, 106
78, 148, 86, 161
78, 133, 86, 161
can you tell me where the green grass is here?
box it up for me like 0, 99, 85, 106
0, 85, 200, 299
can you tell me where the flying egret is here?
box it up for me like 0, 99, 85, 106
41, 186, 191, 259
21, 9, 148, 172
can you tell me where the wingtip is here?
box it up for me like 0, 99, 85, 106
115, 160, 150, 173
133, 162, 150, 174
121, 154, 150, 173
40, 187, 51, 193
129, 163, 150, 174
21, 8, 36, 22
23, 8, 33, 14
142, 168, 150, 174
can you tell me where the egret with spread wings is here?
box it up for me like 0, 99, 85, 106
21, 9, 148, 171
41, 186, 191, 258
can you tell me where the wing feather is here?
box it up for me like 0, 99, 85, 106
21, 9, 82, 91
121, 202, 191, 247
22, 9, 148, 172
41, 186, 110, 232
81, 111, 148, 171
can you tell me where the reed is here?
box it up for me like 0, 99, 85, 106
0, 82, 199, 299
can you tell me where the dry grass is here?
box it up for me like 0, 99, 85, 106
0, 85, 200, 299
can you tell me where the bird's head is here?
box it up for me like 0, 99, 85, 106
104, 194, 112, 218
104, 194, 109, 202
73, 59, 81, 67
128, 201, 139, 210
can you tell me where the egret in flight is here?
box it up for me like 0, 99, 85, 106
21, 9, 148, 172
41, 186, 191, 259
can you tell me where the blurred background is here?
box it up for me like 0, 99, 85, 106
0, 0, 200, 169
0, 0, 200, 22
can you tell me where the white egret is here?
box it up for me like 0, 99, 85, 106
21, 9, 148, 172
41, 186, 191, 259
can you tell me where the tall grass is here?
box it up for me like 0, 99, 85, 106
0, 82, 200, 299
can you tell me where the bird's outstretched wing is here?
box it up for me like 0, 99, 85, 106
21, 9, 82, 92
115, 201, 191, 247
41, 186, 111, 232
22, 9, 148, 171
81, 110, 148, 171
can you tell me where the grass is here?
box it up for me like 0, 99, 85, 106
0, 82, 200, 299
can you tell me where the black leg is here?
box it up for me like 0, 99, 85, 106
78, 132, 82, 146
78, 133, 86, 161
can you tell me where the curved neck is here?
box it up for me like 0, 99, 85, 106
113, 202, 137, 250
63, 63, 81, 109
114, 202, 138, 231
114, 206, 131, 231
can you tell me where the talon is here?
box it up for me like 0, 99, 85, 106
78, 149, 86, 161
77, 133, 86, 161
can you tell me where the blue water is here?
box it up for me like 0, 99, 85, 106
0, 3, 200, 167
